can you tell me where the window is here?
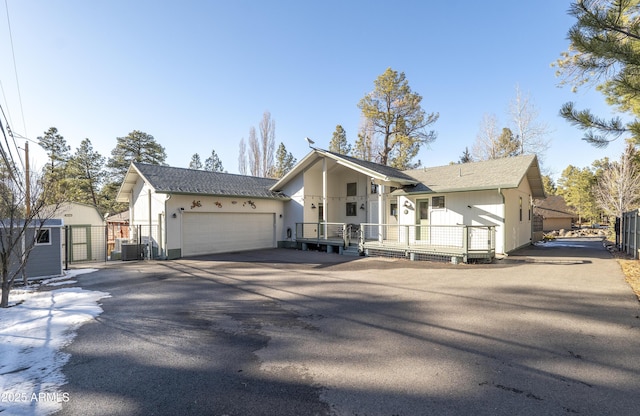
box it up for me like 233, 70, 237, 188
418, 200, 429, 220
390, 202, 398, 217
432, 196, 445, 209
347, 182, 357, 196
346, 202, 357, 216
36, 229, 51, 245
370, 183, 378, 195
519, 197, 523, 222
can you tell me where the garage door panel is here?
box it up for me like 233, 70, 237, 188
183, 213, 275, 256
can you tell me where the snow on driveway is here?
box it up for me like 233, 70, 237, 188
0, 269, 110, 416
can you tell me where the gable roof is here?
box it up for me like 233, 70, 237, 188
271, 148, 418, 191
533, 195, 577, 219
116, 163, 289, 202
43, 202, 105, 222
398, 154, 545, 198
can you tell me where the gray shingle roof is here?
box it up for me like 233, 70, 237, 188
322, 150, 418, 183
400, 154, 545, 197
534, 195, 576, 219
133, 163, 288, 200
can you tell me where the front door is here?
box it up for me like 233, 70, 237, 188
416, 199, 429, 240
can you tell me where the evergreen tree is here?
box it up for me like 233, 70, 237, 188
459, 147, 473, 163
271, 142, 297, 178
103, 130, 166, 214
204, 149, 224, 172
555, 0, 640, 146
358, 67, 438, 166
495, 128, 521, 158
37, 127, 71, 203
329, 125, 351, 155
66, 138, 106, 207
542, 175, 557, 196
189, 153, 203, 170
107, 130, 167, 178
557, 165, 597, 223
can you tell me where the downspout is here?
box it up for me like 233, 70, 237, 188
378, 183, 384, 243
498, 187, 505, 256
163, 194, 171, 259
148, 191, 152, 260
322, 157, 328, 239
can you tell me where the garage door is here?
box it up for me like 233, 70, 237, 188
182, 212, 275, 256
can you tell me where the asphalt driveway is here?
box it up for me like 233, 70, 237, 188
57, 238, 640, 415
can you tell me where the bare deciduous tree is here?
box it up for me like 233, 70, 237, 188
238, 138, 247, 175
0, 142, 58, 308
247, 126, 260, 177
472, 113, 501, 160
259, 111, 276, 178
509, 85, 552, 163
594, 143, 640, 218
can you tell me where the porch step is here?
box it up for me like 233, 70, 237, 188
342, 245, 361, 257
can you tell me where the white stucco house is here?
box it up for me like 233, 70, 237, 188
116, 149, 545, 262
116, 163, 289, 259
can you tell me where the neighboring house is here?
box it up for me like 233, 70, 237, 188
4, 219, 64, 279
533, 195, 577, 232
44, 202, 107, 262
116, 163, 289, 259
117, 150, 545, 260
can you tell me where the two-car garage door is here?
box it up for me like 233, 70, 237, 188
182, 212, 276, 257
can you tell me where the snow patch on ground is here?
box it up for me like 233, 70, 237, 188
0, 269, 109, 416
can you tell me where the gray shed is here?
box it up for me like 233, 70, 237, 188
6, 219, 64, 279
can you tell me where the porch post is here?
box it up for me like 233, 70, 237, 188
378, 184, 384, 243
322, 157, 328, 240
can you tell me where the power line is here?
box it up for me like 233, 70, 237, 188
4, 0, 28, 139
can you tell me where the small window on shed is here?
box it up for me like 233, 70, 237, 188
36, 229, 51, 245
432, 196, 445, 209
347, 182, 357, 196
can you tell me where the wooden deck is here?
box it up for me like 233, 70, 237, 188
295, 222, 496, 263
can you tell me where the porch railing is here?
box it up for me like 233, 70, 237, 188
359, 223, 496, 260
295, 222, 359, 246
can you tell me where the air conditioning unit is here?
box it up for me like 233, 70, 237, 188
113, 238, 129, 252
121, 244, 142, 261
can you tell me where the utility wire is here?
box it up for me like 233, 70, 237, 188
4, 0, 28, 139
0, 104, 22, 172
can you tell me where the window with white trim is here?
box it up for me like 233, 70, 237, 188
36, 228, 51, 245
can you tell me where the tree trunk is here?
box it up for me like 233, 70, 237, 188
1, 277, 10, 308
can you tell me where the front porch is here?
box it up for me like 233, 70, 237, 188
295, 222, 496, 263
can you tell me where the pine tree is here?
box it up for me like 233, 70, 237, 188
555, 0, 640, 146
204, 149, 224, 172
66, 138, 106, 207
107, 130, 167, 178
459, 147, 473, 163
189, 153, 203, 170
329, 125, 351, 155
37, 127, 71, 203
271, 143, 297, 178
358, 67, 438, 166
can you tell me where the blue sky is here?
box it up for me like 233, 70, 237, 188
0, 1, 628, 181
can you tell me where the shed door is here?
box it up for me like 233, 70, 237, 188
182, 213, 275, 256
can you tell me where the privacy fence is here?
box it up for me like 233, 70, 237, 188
619, 209, 640, 259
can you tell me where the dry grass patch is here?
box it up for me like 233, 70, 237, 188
618, 259, 640, 301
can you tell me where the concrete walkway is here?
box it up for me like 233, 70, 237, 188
58, 238, 640, 415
